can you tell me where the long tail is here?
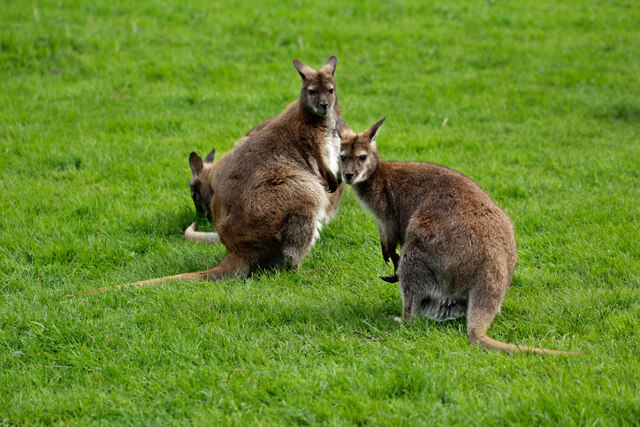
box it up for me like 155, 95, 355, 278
73, 253, 251, 297
468, 329, 582, 356
184, 221, 221, 244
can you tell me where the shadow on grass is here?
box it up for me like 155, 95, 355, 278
594, 103, 640, 122
127, 207, 213, 238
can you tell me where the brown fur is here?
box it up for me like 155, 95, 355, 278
188, 119, 272, 221
338, 117, 578, 356
80, 56, 344, 295
187, 118, 344, 243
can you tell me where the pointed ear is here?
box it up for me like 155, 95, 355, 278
320, 55, 337, 76
364, 117, 386, 147
293, 59, 315, 81
189, 152, 203, 176
204, 148, 216, 163
336, 119, 354, 140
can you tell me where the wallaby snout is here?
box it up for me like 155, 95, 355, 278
343, 171, 355, 184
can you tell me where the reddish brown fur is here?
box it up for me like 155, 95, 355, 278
338, 118, 578, 356
79, 57, 344, 295
189, 119, 273, 221
187, 118, 344, 243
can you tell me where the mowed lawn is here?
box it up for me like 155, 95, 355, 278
1, 0, 639, 424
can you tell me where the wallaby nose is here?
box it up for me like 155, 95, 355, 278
319, 101, 329, 110
344, 172, 354, 182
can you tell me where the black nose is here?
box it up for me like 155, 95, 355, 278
344, 172, 354, 181
319, 102, 328, 110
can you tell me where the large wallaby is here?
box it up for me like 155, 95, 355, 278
186, 118, 345, 244
337, 117, 577, 355
81, 56, 343, 295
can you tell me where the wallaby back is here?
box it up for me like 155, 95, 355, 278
337, 118, 579, 356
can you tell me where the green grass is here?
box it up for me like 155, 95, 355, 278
1, 0, 639, 424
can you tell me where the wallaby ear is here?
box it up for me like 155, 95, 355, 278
364, 117, 386, 147
204, 148, 216, 163
189, 152, 204, 176
293, 59, 315, 81
336, 119, 354, 140
320, 55, 337, 77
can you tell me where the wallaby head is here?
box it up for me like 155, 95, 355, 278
189, 148, 216, 219
337, 117, 385, 184
293, 56, 338, 118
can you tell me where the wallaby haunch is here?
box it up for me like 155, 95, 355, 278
337, 117, 578, 355
81, 56, 343, 295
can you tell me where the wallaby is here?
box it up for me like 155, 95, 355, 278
188, 119, 273, 221
337, 117, 577, 355
186, 118, 345, 244
81, 56, 343, 295
185, 122, 264, 244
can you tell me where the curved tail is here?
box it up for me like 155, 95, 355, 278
73, 253, 251, 297
184, 221, 221, 244
468, 329, 582, 356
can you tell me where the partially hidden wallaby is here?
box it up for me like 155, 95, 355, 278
185, 119, 273, 244
186, 118, 345, 244
81, 56, 343, 295
337, 117, 578, 355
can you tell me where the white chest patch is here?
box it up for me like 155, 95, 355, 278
324, 112, 341, 176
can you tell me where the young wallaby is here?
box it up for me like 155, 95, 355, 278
186, 118, 345, 244
189, 119, 273, 221
337, 117, 577, 355
81, 56, 344, 295
186, 132, 254, 244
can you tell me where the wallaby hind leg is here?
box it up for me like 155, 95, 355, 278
397, 246, 438, 323
280, 214, 317, 269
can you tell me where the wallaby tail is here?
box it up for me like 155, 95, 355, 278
184, 221, 221, 244
468, 329, 582, 356
72, 253, 251, 297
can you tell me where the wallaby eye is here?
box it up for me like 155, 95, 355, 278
358, 154, 367, 162
308, 89, 317, 95
339, 154, 346, 162
329, 88, 334, 94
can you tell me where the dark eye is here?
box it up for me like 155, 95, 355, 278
358, 154, 367, 161
329, 88, 334, 94
308, 89, 317, 95
339, 154, 346, 161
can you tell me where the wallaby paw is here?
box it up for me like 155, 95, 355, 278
325, 172, 338, 193
379, 274, 399, 283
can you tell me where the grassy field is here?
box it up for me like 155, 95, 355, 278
2, 0, 639, 424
